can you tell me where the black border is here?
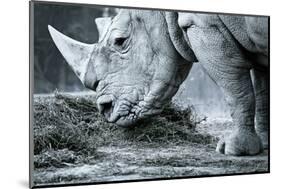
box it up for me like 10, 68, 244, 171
29, 0, 270, 188
29, 1, 34, 188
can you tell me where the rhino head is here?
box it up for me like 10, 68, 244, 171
48, 9, 197, 127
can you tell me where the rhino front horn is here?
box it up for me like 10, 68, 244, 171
48, 25, 95, 84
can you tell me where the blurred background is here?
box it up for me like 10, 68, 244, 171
33, 3, 118, 93
32, 2, 229, 119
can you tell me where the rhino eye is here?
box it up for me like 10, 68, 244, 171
114, 37, 127, 46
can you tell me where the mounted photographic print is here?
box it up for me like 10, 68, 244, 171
29, 0, 269, 188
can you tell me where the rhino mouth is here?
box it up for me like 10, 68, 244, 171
96, 86, 166, 127
96, 93, 155, 127
97, 94, 141, 126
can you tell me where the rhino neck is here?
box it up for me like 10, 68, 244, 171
165, 12, 198, 63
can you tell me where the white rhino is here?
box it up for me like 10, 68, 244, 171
48, 9, 269, 156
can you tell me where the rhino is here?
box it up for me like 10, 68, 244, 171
48, 9, 269, 156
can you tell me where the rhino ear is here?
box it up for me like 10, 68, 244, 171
95, 17, 112, 41
165, 12, 198, 63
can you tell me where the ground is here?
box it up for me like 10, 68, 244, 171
32, 92, 268, 187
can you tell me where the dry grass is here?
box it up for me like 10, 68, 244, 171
32, 92, 268, 186
33, 92, 210, 168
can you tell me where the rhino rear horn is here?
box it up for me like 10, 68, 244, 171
48, 25, 95, 84
95, 17, 112, 41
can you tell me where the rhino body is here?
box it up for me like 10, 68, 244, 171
48, 9, 269, 156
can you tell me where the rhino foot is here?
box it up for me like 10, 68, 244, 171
216, 129, 263, 156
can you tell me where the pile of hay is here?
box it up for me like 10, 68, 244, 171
33, 92, 210, 168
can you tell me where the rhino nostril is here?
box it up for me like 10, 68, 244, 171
98, 101, 113, 116
103, 102, 112, 112
97, 95, 116, 121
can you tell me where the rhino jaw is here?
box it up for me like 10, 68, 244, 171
48, 25, 95, 84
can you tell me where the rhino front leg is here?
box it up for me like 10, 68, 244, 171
252, 68, 269, 149
213, 69, 263, 155
182, 15, 263, 155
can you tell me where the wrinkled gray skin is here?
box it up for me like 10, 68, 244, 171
48, 9, 268, 156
